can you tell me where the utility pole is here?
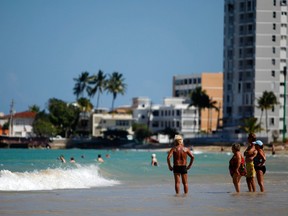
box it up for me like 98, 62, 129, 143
9, 100, 14, 137
283, 67, 287, 143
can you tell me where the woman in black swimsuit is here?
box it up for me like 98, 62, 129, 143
253, 140, 266, 192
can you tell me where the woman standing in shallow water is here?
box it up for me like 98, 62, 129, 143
229, 143, 246, 192
253, 140, 266, 192
244, 133, 258, 192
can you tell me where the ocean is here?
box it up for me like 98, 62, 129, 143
0, 148, 287, 216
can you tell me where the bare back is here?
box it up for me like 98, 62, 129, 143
173, 146, 188, 166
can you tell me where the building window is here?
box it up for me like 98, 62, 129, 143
281, 0, 287, 6
273, 11, 276, 18
272, 59, 276, 65
152, 110, 159, 116
238, 83, 241, 93
240, 2, 245, 11
246, 83, 251, 90
272, 70, 275, 77
152, 121, 159, 127
226, 95, 230, 103
273, 23, 276, 30
116, 120, 129, 126
272, 35, 276, 42
269, 118, 275, 126
272, 47, 276, 54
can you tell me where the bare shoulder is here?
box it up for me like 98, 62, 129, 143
183, 147, 189, 152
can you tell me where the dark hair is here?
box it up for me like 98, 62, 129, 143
232, 143, 241, 151
248, 133, 256, 142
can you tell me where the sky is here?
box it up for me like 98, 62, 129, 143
0, 0, 224, 114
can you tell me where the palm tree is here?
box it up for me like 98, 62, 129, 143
87, 70, 107, 108
257, 91, 278, 135
240, 117, 263, 134
28, 104, 40, 113
73, 71, 90, 99
207, 97, 219, 133
189, 87, 210, 133
106, 72, 127, 111
77, 97, 93, 112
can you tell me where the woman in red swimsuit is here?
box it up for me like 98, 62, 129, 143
229, 143, 246, 192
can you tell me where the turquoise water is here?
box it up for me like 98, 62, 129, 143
0, 148, 234, 190
0, 149, 288, 215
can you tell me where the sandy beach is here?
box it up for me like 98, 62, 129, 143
192, 144, 288, 154
150, 143, 288, 156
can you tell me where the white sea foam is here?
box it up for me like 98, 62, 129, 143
0, 164, 120, 191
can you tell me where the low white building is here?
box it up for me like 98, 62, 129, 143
132, 97, 198, 139
0, 111, 36, 137
92, 113, 134, 137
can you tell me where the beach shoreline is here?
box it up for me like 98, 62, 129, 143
136, 143, 288, 155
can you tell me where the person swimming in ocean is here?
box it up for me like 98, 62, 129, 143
151, 153, 158, 166
70, 157, 76, 163
97, 154, 104, 163
167, 135, 194, 195
59, 155, 66, 163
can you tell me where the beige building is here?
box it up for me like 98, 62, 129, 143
173, 72, 223, 133
92, 113, 134, 137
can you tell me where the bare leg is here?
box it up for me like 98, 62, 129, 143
251, 177, 256, 192
256, 170, 265, 192
181, 173, 189, 194
174, 174, 181, 194
246, 177, 252, 192
233, 174, 241, 192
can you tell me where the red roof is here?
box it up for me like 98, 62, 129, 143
2, 111, 36, 119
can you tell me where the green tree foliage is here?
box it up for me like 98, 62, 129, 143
240, 117, 263, 134
206, 97, 219, 132
162, 127, 178, 144
132, 123, 151, 142
257, 91, 278, 135
189, 87, 210, 132
87, 70, 107, 108
73, 70, 127, 112
28, 104, 40, 113
77, 97, 93, 112
106, 72, 127, 111
48, 98, 80, 138
33, 111, 57, 137
73, 71, 90, 99
2, 122, 9, 130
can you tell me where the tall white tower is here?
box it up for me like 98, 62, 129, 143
223, 0, 288, 142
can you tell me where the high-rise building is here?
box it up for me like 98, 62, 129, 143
223, 0, 288, 142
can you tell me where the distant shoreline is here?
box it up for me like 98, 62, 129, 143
133, 143, 288, 155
